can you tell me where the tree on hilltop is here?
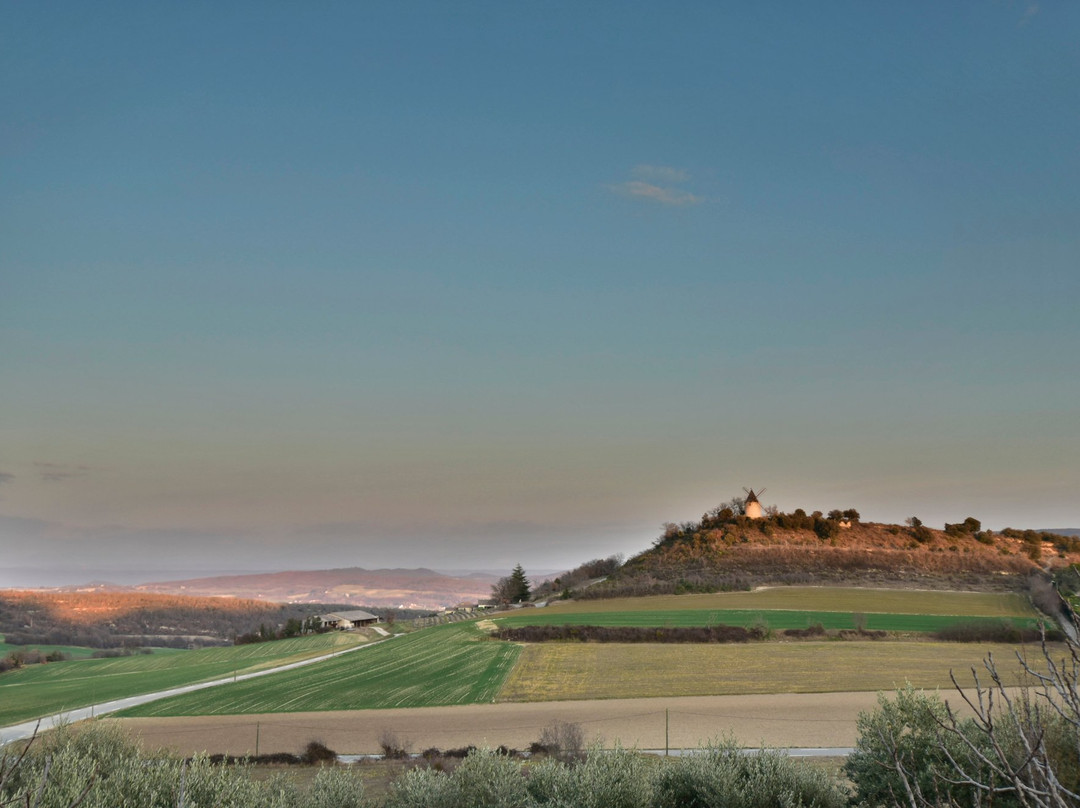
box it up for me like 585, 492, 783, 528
492, 564, 531, 604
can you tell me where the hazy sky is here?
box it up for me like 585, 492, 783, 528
2, 2, 1079, 587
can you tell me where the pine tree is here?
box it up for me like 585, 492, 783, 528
509, 564, 531, 603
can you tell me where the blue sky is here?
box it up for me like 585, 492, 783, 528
2, 2, 1078, 585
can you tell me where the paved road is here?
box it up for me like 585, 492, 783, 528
0, 635, 397, 747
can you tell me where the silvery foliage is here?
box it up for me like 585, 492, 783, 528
652, 739, 844, 808
2, 724, 845, 808
528, 745, 651, 808
0, 723, 363, 808
385, 747, 527, 808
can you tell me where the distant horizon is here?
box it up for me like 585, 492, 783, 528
0, 564, 569, 591
3, 519, 1077, 591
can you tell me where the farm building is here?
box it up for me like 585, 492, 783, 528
319, 610, 380, 630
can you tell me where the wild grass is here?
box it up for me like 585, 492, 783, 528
116, 622, 521, 717
0, 632, 364, 726
497, 641, 1043, 702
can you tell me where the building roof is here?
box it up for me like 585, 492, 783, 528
321, 610, 379, 622
744, 489, 760, 503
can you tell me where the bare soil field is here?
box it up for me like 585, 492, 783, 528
107, 692, 886, 756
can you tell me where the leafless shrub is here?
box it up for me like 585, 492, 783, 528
849, 624, 1080, 808
537, 720, 585, 762
379, 729, 411, 759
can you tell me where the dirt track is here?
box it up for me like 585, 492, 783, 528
107, 692, 888, 755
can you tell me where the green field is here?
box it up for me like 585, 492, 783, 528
532, 588, 1037, 617
494, 609, 1041, 633
117, 622, 521, 717
0, 636, 100, 660
0, 632, 365, 726
496, 587, 1041, 633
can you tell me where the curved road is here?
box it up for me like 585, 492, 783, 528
0, 634, 398, 747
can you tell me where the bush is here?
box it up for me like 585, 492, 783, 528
654, 738, 845, 808
845, 687, 970, 807
813, 517, 839, 541
301, 740, 338, 765
307, 766, 364, 808
379, 729, 411, 760
386, 748, 526, 808
847, 633, 1080, 808
536, 720, 585, 762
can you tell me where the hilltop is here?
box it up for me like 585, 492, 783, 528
581, 508, 1080, 599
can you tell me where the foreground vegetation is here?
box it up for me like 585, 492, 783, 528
0, 632, 365, 726
118, 623, 520, 717
0, 723, 845, 808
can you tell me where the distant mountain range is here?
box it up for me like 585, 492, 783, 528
132, 567, 504, 610
1042, 529, 1080, 537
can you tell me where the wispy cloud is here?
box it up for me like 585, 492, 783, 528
35, 462, 92, 483
610, 180, 703, 206
609, 164, 702, 206
0, 472, 14, 485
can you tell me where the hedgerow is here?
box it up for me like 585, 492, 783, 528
493, 624, 765, 643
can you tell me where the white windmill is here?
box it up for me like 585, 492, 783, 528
743, 487, 766, 519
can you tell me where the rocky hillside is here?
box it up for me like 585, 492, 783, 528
582, 509, 1080, 598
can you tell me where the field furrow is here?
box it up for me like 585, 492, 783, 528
0, 633, 364, 726
116, 623, 521, 717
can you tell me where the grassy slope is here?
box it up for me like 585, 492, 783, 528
498, 640, 1044, 701
0, 632, 364, 726
116, 623, 521, 717
497, 588, 1039, 631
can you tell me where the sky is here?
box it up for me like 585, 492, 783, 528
2, 2, 1079, 587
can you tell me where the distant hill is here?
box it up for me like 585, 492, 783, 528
0, 589, 334, 648
134, 567, 501, 610
1041, 529, 1080, 538
582, 513, 1080, 598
